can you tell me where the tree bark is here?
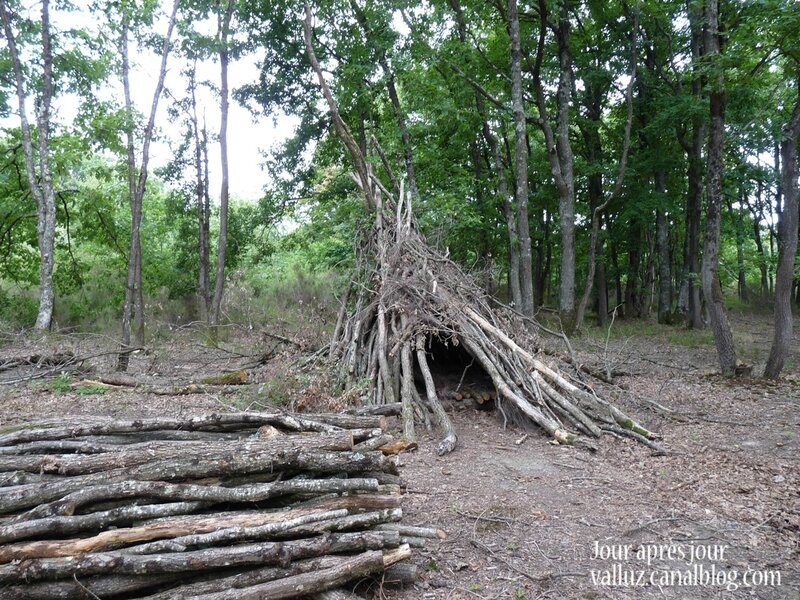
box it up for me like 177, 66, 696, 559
702, 0, 737, 374
508, 0, 534, 316
531, 0, 577, 329
574, 7, 637, 330
554, 1, 576, 330
117, 0, 180, 370
750, 179, 770, 297
679, 2, 705, 329
596, 238, 609, 326
189, 62, 211, 319
656, 173, 671, 323
0, 531, 394, 584
202, 547, 410, 600
0, 0, 57, 334
446, 0, 522, 308
764, 79, 800, 378
0, 433, 355, 477
625, 220, 641, 318
1, 449, 395, 515
210, 0, 235, 326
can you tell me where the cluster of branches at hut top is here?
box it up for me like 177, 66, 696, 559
303, 4, 663, 456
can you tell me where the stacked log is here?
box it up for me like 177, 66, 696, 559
0, 409, 438, 599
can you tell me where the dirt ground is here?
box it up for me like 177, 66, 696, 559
0, 314, 798, 600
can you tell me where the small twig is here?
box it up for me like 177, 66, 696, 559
623, 516, 682, 537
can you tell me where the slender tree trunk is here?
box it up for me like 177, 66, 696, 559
680, 2, 705, 329
508, 0, 534, 316
749, 179, 769, 297
701, 0, 737, 374
656, 174, 671, 323
729, 191, 748, 303
118, 13, 138, 372
611, 241, 622, 309
769, 143, 781, 294
642, 227, 656, 317
625, 221, 641, 318
483, 122, 522, 308
202, 121, 211, 312
0, 0, 56, 334
574, 9, 637, 330
469, 142, 491, 292
554, 2, 576, 330
189, 63, 210, 321
542, 212, 552, 304
34, 0, 56, 334
764, 79, 800, 378
210, 0, 235, 326
530, 0, 577, 327
117, 0, 180, 371
596, 237, 609, 327
448, 0, 517, 304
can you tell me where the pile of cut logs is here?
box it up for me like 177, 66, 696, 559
0, 404, 440, 599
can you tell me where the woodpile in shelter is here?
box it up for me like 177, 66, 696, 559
304, 5, 663, 456
0, 407, 434, 599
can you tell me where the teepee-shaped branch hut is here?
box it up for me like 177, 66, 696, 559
303, 5, 661, 455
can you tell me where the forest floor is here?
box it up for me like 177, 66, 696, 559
0, 312, 798, 600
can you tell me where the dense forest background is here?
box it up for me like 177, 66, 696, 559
1, 0, 798, 375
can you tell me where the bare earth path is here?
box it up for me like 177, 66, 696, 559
0, 314, 797, 599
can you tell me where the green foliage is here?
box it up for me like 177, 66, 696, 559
74, 383, 108, 396
46, 373, 73, 394
1, 0, 797, 340
0, 286, 38, 328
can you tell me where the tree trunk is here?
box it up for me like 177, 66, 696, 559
764, 80, 800, 378
611, 241, 622, 308
489, 128, 522, 308
202, 121, 212, 311
477, 103, 521, 308
681, 2, 705, 329
769, 143, 781, 294
701, 0, 737, 374
118, 13, 139, 372
190, 62, 210, 320
573, 8, 637, 330
596, 241, 609, 326
508, 0, 534, 316
469, 142, 492, 293
210, 0, 235, 326
0, 0, 57, 334
447, 0, 516, 304
117, 0, 179, 370
554, 1, 576, 330
656, 173, 671, 323
731, 192, 748, 303
625, 220, 641, 318
531, 0, 576, 328
749, 178, 770, 297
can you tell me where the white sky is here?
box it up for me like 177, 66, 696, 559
1, 2, 299, 203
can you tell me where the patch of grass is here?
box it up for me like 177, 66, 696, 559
46, 373, 73, 394
585, 320, 659, 341
257, 374, 310, 408
73, 384, 107, 396
666, 330, 714, 348
424, 559, 439, 572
